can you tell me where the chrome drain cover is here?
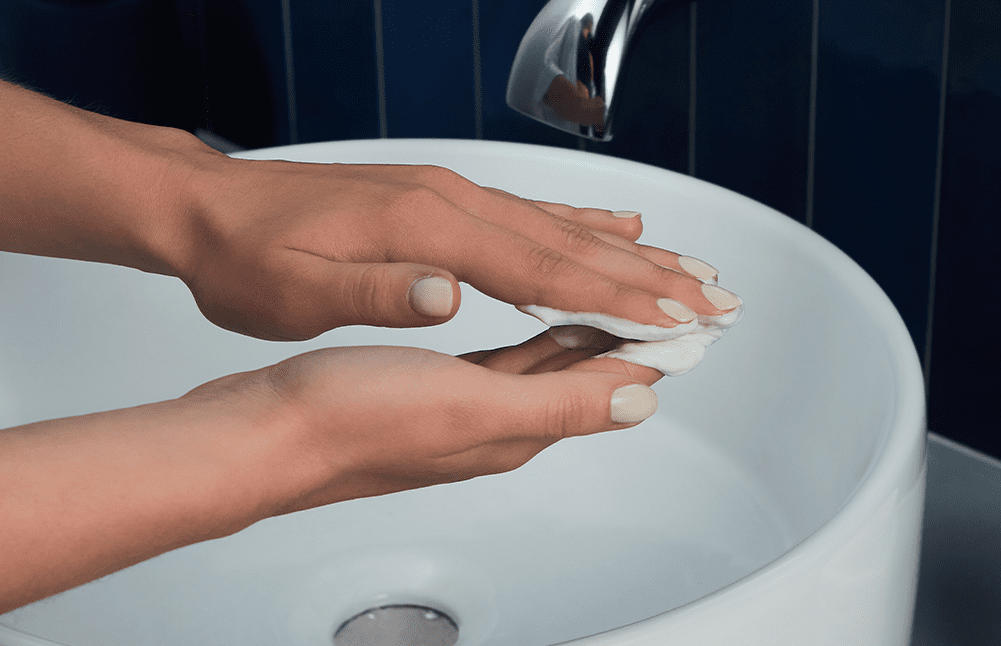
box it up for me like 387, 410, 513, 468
333, 605, 458, 646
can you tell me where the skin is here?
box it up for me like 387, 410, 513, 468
0, 79, 729, 613
544, 75, 606, 127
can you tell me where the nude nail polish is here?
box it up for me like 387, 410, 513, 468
678, 256, 719, 282
657, 298, 696, 323
611, 384, 658, 423
701, 284, 742, 311
409, 276, 453, 317
612, 210, 641, 218
548, 325, 596, 349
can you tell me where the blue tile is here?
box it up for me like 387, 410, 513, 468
478, 0, 586, 149
223, 0, 292, 146
812, 0, 945, 359
186, 0, 284, 148
381, 0, 475, 138
692, 0, 813, 223
0, 0, 200, 131
589, 0, 690, 174
927, 0, 1001, 459
291, 0, 380, 142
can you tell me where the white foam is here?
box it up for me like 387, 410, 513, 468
517, 301, 743, 377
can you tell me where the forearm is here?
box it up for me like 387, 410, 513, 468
0, 79, 214, 276
0, 384, 284, 614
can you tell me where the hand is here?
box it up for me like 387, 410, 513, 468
3, 80, 730, 346
543, 75, 606, 126
175, 153, 728, 341
186, 328, 662, 516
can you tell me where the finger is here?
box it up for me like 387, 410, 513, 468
482, 188, 718, 285
590, 232, 719, 284
458, 349, 498, 365
427, 190, 734, 321
278, 251, 461, 335
483, 187, 642, 242
403, 212, 714, 329
524, 341, 665, 385
529, 201, 642, 242
458, 326, 616, 372
488, 369, 659, 441
564, 355, 665, 386
478, 326, 617, 374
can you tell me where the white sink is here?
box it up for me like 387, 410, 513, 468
0, 139, 926, 645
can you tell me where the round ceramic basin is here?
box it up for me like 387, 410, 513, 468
0, 140, 926, 646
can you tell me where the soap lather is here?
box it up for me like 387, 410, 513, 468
518, 293, 743, 377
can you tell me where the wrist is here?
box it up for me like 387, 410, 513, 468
115, 124, 230, 280
0, 80, 229, 279
177, 366, 314, 526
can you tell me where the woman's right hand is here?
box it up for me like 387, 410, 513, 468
187, 328, 661, 519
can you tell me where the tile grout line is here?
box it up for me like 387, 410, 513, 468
805, 0, 819, 229
472, 0, 483, 139
281, 0, 297, 144
688, 1, 697, 176
924, 0, 950, 398
373, 0, 388, 138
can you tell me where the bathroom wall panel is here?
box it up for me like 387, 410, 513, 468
812, 0, 945, 360
290, 0, 380, 143
478, 0, 585, 150
380, 0, 475, 138
589, 0, 690, 175
210, 0, 291, 147
0, 0, 200, 133
927, 0, 1001, 459
180, 0, 286, 149
692, 0, 813, 224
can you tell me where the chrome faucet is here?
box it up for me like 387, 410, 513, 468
506, 0, 671, 141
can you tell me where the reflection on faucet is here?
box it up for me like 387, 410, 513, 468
507, 0, 662, 141
539, 14, 606, 132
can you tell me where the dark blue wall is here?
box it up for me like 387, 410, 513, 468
2, 0, 998, 458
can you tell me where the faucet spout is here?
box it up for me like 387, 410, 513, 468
506, 0, 668, 141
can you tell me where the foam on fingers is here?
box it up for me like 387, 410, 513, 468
517, 298, 743, 377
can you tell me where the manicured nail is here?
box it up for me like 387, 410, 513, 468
612, 210, 641, 218
610, 384, 658, 423
409, 276, 453, 317
678, 256, 718, 282
548, 325, 597, 349
656, 298, 696, 323
701, 284, 742, 311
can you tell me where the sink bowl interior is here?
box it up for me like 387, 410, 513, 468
0, 140, 921, 646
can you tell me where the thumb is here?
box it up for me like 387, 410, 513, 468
315, 261, 460, 329
496, 371, 659, 441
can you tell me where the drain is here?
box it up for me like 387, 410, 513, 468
333, 605, 458, 646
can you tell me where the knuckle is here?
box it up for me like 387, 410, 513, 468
349, 265, 388, 320
409, 165, 468, 196
527, 244, 570, 280
392, 184, 445, 213
544, 387, 591, 440
557, 217, 603, 256
416, 164, 459, 185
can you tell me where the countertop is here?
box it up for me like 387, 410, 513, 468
910, 433, 1001, 645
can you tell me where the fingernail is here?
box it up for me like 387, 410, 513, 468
701, 283, 742, 311
610, 384, 658, 423
409, 276, 453, 317
612, 210, 641, 218
548, 325, 597, 349
657, 298, 696, 323
678, 256, 719, 282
